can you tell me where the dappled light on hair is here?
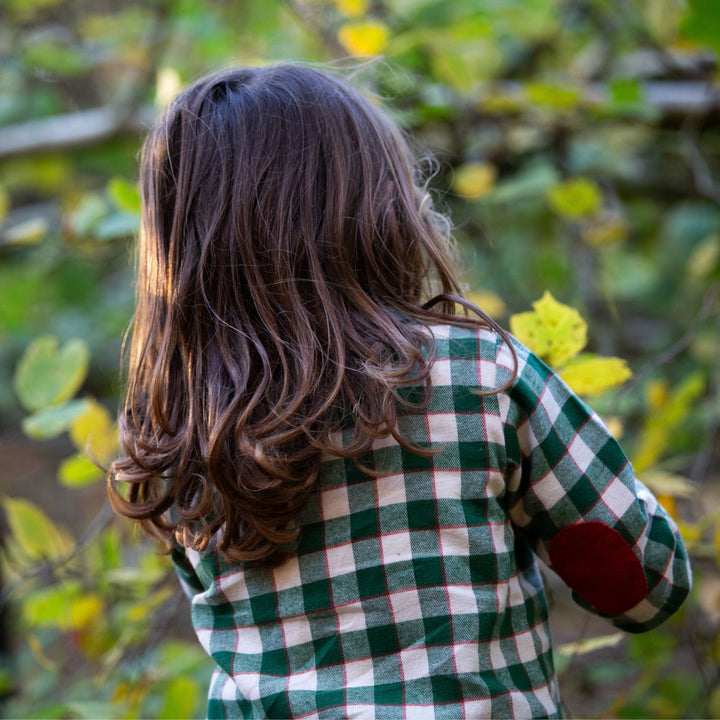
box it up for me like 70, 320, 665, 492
108, 64, 513, 565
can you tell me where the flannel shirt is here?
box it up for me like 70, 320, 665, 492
172, 324, 692, 719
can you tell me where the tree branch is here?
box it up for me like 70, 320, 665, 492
0, 105, 157, 159
2, 80, 718, 160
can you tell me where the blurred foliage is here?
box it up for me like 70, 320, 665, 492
1, 0, 720, 717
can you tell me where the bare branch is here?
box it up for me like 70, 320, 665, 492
0, 500, 116, 608
620, 285, 720, 400
0, 106, 157, 159
2, 78, 718, 161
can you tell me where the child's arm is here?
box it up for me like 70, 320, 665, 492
501, 340, 692, 633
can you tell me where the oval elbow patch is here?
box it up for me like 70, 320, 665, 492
548, 521, 648, 616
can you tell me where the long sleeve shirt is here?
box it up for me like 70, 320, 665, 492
172, 324, 692, 719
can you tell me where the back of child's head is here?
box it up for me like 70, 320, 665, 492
139, 64, 457, 317
110, 64, 487, 564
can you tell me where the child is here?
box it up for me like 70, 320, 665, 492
109, 64, 691, 719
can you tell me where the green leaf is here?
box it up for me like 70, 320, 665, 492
66, 702, 129, 720
525, 82, 581, 110
58, 453, 104, 487
23, 581, 104, 631
107, 178, 141, 214
94, 212, 140, 240
66, 194, 108, 238
1, 496, 74, 562
159, 676, 199, 720
13, 336, 89, 411
21, 399, 91, 440
547, 178, 602, 219
610, 78, 642, 104
0, 187, 8, 224
485, 163, 559, 204
22, 39, 89, 76
156, 641, 213, 678
682, 0, 720, 54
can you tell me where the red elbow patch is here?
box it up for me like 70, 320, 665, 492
548, 521, 648, 615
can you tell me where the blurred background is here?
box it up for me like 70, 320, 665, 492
0, 0, 719, 717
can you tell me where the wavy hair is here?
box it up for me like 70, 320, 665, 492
108, 64, 513, 565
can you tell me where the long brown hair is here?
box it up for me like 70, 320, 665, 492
109, 64, 512, 565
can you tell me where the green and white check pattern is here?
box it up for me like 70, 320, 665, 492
172, 325, 692, 719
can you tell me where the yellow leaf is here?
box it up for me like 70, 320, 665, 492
453, 163, 497, 200
709, 686, 720, 720
676, 521, 701, 550
125, 586, 174, 623
603, 416, 624, 439
479, 90, 524, 114
155, 67, 182, 108
67, 594, 104, 631
331, 0, 369, 17
632, 373, 705, 474
0, 187, 9, 224
526, 82, 581, 110
69, 399, 118, 464
558, 354, 632, 396
582, 214, 629, 247
465, 290, 507, 318
548, 178, 602, 219
2, 496, 74, 564
656, 494, 678, 522
646, 379, 669, 410
686, 235, 720, 280
557, 632, 624, 657
28, 634, 56, 672
509, 291, 587, 368
337, 20, 390, 56
641, 471, 695, 499
160, 676, 200, 720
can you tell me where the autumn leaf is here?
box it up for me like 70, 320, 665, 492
632, 373, 706, 474
2, 496, 74, 564
582, 214, 629, 247
465, 290, 507, 317
509, 291, 587, 368
69, 399, 118, 465
641, 471, 695, 500
454, 163, 497, 200
525, 82, 581, 110
331, 0, 369, 18
559, 354, 632, 396
337, 20, 389, 56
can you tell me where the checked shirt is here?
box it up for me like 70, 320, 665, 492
172, 324, 692, 719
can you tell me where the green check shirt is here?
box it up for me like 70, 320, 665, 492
172, 325, 692, 719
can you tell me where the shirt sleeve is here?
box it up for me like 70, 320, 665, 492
500, 338, 692, 633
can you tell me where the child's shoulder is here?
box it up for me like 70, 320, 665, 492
425, 322, 521, 364
424, 322, 551, 394
424, 323, 515, 391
